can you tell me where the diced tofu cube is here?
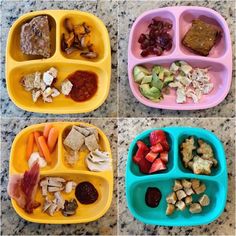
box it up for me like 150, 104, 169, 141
198, 194, 210, 206
181, 179, 192, 188
176, 190, 187, 200
176, 200, 186, 211
32, 90, 41, 102
166, 203, 175, 215
189, 203, 202, 213
61, 80, 73, 95
184, 188, 194, 196
191, 179, 200, 190
194, 183, 206, 194
173, 180, 183, 191
166, 192, 177, 204
48, 67, 58, 78
43, 72, 54, 86
185, 196, 193, 206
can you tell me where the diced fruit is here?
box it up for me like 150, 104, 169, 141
138, 158, 152, 174
133, 141, 149, 164
160, 151, 168, 163
151, 143, 163, 153
149, 130, 167, 146
149, 158, 166, 173
137, 141, 149, 151
161, 140, 170, 151
145, 151, 158, 163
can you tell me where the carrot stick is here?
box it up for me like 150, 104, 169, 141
33, 131, 44, 157
38, 136, 52, 164
47, 127, 59, 153
26, 133, 34, 160
43, 124, 53, 140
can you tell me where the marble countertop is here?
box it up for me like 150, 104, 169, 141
118, 118, 235, 235
1, 118, 118, 235
118, 0, 235, 117
0, 0, 118, 118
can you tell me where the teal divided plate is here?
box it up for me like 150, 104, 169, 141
126, 127, 227, 226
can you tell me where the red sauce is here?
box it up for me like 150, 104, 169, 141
67, 70, 98, 102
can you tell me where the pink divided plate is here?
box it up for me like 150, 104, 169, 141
128, 6, 232, 110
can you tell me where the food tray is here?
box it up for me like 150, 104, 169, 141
9, 122, 113, 224
6, 10, 111, 114
128, 6, 232, 110
126, 127, 227, 226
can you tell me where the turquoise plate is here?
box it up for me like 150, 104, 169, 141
126, 127, 227, 226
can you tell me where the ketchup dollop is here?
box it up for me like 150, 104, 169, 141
67, 70, 98, 102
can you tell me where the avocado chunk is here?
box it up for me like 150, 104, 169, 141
133, 66, 150, 84
141, 75, 153, 84
139, 84, 161, 101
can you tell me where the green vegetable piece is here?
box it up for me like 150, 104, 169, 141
133, 66, 150, 84
152, 65, 161, 75
139, 84, 161, 101
141, 75, 152, 84
151, 75, 164, 90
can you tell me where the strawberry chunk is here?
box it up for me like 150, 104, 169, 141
149, 130, 167, 146
149, 158, 166, 174
138, 157, 152, 174
133, 141, 149, 164
137, 140, 149, 151
160, 151, 168, 163
161, 140, 170, 151
151, 143, 163, 153
145, 151, 158, 163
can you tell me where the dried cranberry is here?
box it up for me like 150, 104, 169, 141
140, 39, 149, 49
153, 46, 163, 56
159, 33, 171, 47
138, 33, 146, 43
164, 22, 173, 29
145, 187, 162, 208
164, 41, 172, 51
140, 50, 149, 57
149, 29, 156, 39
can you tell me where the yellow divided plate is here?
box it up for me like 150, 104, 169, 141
9, 122, 113, 224
6, 10, 111, 114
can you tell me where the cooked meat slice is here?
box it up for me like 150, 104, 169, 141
21, 73, 35, 91
32, 90, 41, 103
181, 137, 196, 167
191, 179, 200, 190
48, 67, 58, 78
40, 178, 48, 186
63, 127, 85, 151
189, 203, 202, 213
85, 134, 99, 151
175, 200, 186, 211
54, 191, 65, 210
41, 184, 48, 196
20, 15, 51, 58
166, 203, 175, 215
176, 190, 187, 200
48, 179, 63, 187
184, 187, 194, 196
61, 79, 73, 95
185, 196, 193, 206
192, 156, 213, 175
181, 179, 192, 188
194, 183, 206, 194
48, 177, 66, 183
51, 88, 60, 97
42, 197, 52, 212
48, 203, 58, 216
166, 192, 177, 204
198, 194, 210, 206
34, 72, 42, 89
65, 181, 76, 193
48, 186, 64, 192
182, 19, 220, 56
173, 180, 183, 191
